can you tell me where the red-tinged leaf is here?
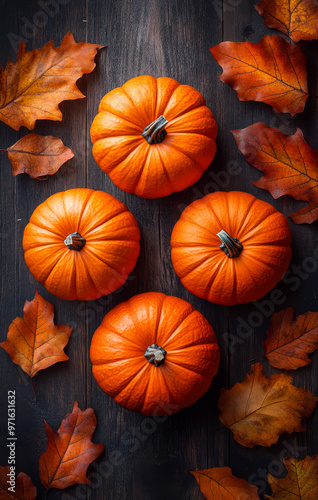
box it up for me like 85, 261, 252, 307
6, 134, 74, 179
0, 32, 105, 130
218, 363, 318, 448
264, 307, 318, 370
255, 0, 318, 43
232, 122, 318, 224
210, 35, 308, 115
0, 466, 37, 500
265, 455, 318, 499
0, 290, 72, 378
39, 401, 104, 491
191, 467, 259, 499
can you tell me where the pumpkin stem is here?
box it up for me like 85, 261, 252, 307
142, 115, 168, 144
144, 344, 167, 367
217, 230, 243, 258
64, 232, 86, 251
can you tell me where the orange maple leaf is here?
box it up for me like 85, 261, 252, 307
0, 32, 104, 131
6, 134, 74, 178
210, 35, 308, 115
265, 455, 318, 499
232, 122, 318, 224
0, 290, 72, 378
191, 467, 259, 499
264, 307, 318, 370
0, 466, 37, 500
39, 401, 104, 491
218, 363, 318, 448
255, 0, 318, 43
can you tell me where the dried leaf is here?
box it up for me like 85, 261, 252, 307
0, 466, 37, 500
210, 35, 308, 115
255, 0, 318, 43
265, 455, 318, 499
7, 134, 74, 178
0, 32, 104, 130
264, 307, 318, 370
232, 122, 318, 224
0, 290, 72, 378
191, 467, 259, 499
218, 363, 318, 448
39, 401, 104, 491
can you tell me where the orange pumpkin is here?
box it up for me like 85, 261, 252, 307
171, 191, 292, 306
90, 292, 220, 416
90, 75, 217, 198
23, 188, 140, 301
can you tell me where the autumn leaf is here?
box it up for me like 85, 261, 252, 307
0, 466, 37, 500
265, 455, 318, 499
0, 32, 104, 131
39, 401, 104, 491
5, 134, 74, 178
210, 35, 308, 115
0, 290, 72, 378
232, 122, 318, 224
264, 307, 318, 370
191, 467, 259, 499
218, 363, 318, 448
255, 0, 318, 43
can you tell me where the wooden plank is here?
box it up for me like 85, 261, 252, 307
221, 2, 318, 496
0, 1, 89, 499
0, 0, 317, 499
85, 1, 228, 499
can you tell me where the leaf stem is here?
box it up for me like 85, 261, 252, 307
249, 355, 264, 363
0, 148, 7, 151
30, 377, 36, 400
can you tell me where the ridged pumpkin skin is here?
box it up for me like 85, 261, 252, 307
23, 188, 140, 301
90, 75, 217, 198
90, 292, 220, 416
171, 191, 292, 306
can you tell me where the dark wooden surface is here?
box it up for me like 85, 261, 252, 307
0, 1, 317, 499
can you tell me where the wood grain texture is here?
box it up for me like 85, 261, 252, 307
0, 0, 317, 499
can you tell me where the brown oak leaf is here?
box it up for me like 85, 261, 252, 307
210, 35, 308, 115
6, 134, 74, 178
0, 466, 37, 500
264, 307, 318, 370
39, 401, 104, 491
0, 32, 104, 130
191, 467, 259, 499
255, 0, 318, 43
232, 122, 318, 224
218, 363, 318, 448
0, 290, 72, 378
265, 455, 318, 499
